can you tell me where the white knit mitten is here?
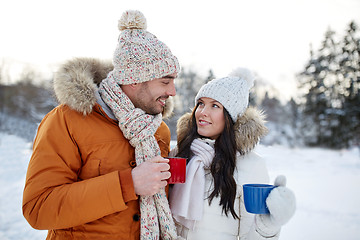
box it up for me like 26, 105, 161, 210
255, 175, 296, 237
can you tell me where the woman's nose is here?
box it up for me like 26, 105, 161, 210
200, 106, 209, 116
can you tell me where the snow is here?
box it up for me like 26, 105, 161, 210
0, 133, 359, 240
256, 144, 360, 240
0, 134, 47, 240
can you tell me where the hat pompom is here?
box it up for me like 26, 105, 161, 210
228, 67, 255, 89
118, 10, 147, 31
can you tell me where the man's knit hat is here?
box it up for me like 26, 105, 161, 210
195, 68, 255, 122
111, 10, 180, 85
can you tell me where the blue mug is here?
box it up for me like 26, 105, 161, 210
243, 184, 276, 214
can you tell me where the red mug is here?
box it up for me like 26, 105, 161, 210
166, 157, 186, 184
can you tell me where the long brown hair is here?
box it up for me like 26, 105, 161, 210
176, 102, 239, 219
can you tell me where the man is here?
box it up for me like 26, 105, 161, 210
22, 10, 180, 240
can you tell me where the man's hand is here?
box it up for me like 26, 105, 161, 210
131, 156, 171, 196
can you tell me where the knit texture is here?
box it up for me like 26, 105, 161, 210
112, 10, 180, 85
255, 175, 296, 237
99, 75, 178, 240
169, 138, 215, 230
195, 67, 255, 122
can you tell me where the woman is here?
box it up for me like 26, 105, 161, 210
169, 68, 296, 239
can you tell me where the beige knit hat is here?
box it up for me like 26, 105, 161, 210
111, 10, 180, 85
195, 68, 255, 122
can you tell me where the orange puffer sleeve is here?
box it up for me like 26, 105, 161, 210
22, 107, 133, 230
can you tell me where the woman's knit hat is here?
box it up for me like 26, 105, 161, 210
195, 68, 255, 122
111, 10, 180, 85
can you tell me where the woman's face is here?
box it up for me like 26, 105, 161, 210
195, 97, 225, 140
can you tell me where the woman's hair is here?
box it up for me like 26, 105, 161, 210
176, 102, 239, 219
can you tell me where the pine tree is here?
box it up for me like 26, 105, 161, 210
338, 21, 360, 146
298, 21, 360, 148
297, 28, 342, 147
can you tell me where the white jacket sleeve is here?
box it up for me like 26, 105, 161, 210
246, 216, 281, 239
236, 151, 281, 240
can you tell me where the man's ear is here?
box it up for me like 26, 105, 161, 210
123, 83, 138, 93
121, 83, 138, 97
129, 83, 138, 89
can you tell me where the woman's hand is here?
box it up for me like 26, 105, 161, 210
255, 175, 296, 237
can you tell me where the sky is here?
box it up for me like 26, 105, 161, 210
1, 0, 360, 100
1, 132, 360, 239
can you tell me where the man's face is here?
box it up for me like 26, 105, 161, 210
132, 73, 177, 115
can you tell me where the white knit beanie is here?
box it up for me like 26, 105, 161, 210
195, 68, 255, 122
111, 10, 180, 85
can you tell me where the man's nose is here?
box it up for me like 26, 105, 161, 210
167, 81, 176, 96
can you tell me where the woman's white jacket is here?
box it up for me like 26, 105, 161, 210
170, 107, 280, 240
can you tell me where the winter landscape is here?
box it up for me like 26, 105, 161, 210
1, 1, 359, 239
0, 132, 359, 240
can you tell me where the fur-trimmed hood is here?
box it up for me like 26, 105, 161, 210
53, 57, 174, 118
176, 107, 268, 154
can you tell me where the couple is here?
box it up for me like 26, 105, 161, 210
22, 10, 295, 240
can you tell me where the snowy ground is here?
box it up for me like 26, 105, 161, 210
0, 133, 359, 240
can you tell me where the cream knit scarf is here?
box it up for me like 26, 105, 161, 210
169, 138, 215, 230
99, 74, 177, 240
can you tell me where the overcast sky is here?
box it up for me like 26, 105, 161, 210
1, 0, 359, 100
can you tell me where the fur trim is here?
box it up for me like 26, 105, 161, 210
176, 112, 192, 144
234, 107, 268, 154
176, 107, 268, 154
54, 58, 113, 115
163, 97, 174, 119
53, 57, 174, 118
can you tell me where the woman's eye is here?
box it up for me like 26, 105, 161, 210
213, 104, 219, 108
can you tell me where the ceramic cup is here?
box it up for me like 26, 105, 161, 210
166, 157, 186, 184
243, 184, 276, 214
